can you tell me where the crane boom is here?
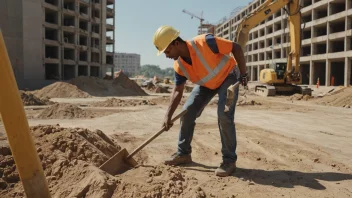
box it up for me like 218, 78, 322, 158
234, 0, 302, 84
182, 9, 204, 22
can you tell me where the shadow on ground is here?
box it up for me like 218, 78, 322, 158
182, 162, 352, 190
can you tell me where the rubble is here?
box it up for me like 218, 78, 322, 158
20, 91, 55, 106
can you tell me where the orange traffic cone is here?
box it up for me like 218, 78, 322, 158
317, 77, 320, 88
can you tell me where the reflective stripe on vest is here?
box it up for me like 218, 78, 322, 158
177, 40, 230, 86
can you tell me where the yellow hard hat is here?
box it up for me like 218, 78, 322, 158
153, 25, 180, 56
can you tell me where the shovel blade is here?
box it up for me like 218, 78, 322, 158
99, 148, 138, 175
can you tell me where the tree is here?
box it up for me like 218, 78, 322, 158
138, 64, 174, 78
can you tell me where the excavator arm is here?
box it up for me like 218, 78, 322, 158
234, 0, 302, 84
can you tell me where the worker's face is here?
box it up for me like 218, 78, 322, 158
164, 41, 180, 60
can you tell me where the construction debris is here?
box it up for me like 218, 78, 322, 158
288, 94, 314, 101
20, 91, 55, 106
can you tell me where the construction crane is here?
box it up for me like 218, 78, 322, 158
182, 9, 213, 35
182, 9, 204, 26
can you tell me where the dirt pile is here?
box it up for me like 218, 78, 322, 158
37, 103, 93, 119
113, 165, 202, 198
90, 98, 156, 107
32, 72, 148, 98
20, 91, 55, 106
32, 82, 91, 98
315, 87, 352, 108
68, 73, 148, 97
237, 99, 262, 106
144, 82, 170, 93
112, 72, 148, 96
288, 93, 314, 101
0, 125, 120, 197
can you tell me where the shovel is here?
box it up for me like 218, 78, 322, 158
99, 109, 188, 175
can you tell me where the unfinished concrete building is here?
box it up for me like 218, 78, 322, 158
0, 0, 115, 89
215, 0, 352, 86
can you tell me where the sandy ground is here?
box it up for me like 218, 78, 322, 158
0, 84, 351, 198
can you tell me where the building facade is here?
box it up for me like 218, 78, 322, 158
215, 0, 352, 86
114, 53, 140, 77
0, 0, 115, 89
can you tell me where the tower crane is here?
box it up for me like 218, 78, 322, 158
182, 9, 204, 26
182, 9, 213, 35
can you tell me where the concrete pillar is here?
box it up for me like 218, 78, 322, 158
251, 66, 254, 81
87, 65, 91, 76
309, 60, 314, 85
345, 57, 351, 86
257, 66, 260, 81
326, 59, 331, 86
74, 64, 78, 77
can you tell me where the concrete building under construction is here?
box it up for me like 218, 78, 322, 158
215, 0, 352, 86
0, 0, 115, 89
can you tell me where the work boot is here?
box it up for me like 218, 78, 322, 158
164, 152, 192, 166
215, 162, 236, 177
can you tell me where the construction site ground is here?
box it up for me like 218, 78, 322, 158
0, 81, 351, 198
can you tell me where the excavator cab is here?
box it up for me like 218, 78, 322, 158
274, 63, 286, 80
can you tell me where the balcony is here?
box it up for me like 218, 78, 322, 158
43, 2, 59, 11
106, 24, 114, 31
80, 0, 89, 5
107, 7, 114, 18
106, 36, 114, 44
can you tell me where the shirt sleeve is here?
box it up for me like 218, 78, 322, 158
174, 71, 187, 86
214, 36, 234, 54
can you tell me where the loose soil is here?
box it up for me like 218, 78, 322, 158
36, 103, 94, 119
31, 82, 91, 98
69, 74, 147, 97
31, 72, 148, 98
314, 86, 352, 108
0, 125, 121, 197
20, 91, 55, 106
287, 93, 314, 101
89, 98, 156, 107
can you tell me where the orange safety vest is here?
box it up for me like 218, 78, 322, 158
173, 34, 237, 89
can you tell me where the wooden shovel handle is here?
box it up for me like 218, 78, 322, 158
127, 109, 187, 159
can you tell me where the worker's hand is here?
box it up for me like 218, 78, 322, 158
241, 73, 249, 87
162, 115, 173, 131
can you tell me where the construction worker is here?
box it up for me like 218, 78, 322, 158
153, 25, 248, 177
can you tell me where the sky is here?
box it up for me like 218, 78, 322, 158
114, 0, 253, 69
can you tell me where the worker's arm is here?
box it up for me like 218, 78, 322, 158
163, 72, 186, 131
231, 42, 247, 76
163, 83, 184, 131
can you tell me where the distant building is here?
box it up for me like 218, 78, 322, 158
114, 53, 141, 77
0, 0, 116, 90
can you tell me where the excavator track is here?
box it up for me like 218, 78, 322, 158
255, 84, 313, 97
255, 85, 276, 97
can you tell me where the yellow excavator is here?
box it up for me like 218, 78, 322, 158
234, 0, 312, 96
